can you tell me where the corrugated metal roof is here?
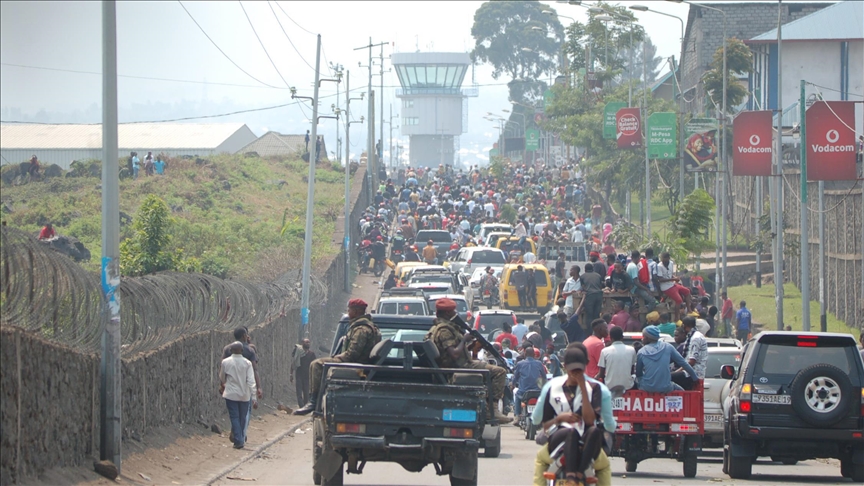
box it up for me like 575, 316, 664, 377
750, 1, 863, 42
0, 123, 251, 149
237, 131, 306, 156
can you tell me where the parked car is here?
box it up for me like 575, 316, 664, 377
702, 347, 741, 449
721, 331, 864, 481
448, 247, 506, 276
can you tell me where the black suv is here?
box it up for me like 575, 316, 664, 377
721, 331, 864, 481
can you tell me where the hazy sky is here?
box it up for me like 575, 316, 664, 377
0, 1, 718, 163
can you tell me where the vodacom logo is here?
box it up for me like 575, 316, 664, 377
826, 129, 840, 143
749, 134, 761, 146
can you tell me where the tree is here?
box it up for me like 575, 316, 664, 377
561, 2, 644, 82
120, 195, 194, 276
618, 36, 662, 86
669, 188, 716, 260
471, 0, 564, 103
704, 38, 753, 111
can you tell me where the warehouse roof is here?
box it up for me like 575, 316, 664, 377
749, 1, 863, 43
237, 131, 307, 156
0, 123, 252, 149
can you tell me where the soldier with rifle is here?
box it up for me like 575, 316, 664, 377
425, 298, 513, 424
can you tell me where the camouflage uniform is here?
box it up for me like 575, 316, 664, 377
308, 314, 381, 401
425, 318, 507, 404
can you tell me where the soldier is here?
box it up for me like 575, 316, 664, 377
294, 299, 381, 415
425, 298, 513, 424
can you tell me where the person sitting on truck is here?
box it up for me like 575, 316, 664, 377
635, 325, 699, 393
294, 299, 381, 415
425, 298, 513, 424
671, 316, 708, 391
538, 344, 607, 486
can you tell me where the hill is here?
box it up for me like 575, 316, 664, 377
0, 154, 348, 280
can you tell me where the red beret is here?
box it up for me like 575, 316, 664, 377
435, 298, 457, 312
589, 251, 600, 258
347, 298, 368, 308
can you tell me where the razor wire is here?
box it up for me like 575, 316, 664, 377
0, 226, 328, 355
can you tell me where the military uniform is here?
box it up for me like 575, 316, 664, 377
425, 317, 507, 410
307, 314, 381, 403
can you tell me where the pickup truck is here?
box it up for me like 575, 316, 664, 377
312, 314, 499, 486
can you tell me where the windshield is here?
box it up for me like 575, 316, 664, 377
707, 352, 741, 378
417, 231, 451, 243
378, 301, 427, 315
409, 275, 452, 285
469, 250, 505, 264
428, 298, 469, 313
755, 343, 853, 375
380, 328, 433, 359
475, 313, 514, 333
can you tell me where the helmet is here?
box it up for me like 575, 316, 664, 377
376, 236, 383, 241
396, 229, 402, 235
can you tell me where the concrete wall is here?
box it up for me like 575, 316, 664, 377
0, 165, 369, 484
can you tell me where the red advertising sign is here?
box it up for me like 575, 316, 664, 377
806, 101, 857, 181
616, 107, 642, 149
732, 110, 773, 176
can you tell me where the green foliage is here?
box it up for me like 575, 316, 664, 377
499, 203, 517, 225
607, 222, 688, 266
669, 189, 716, 259
120, 195, 181, 276
488, 155, 508, 180
562, 2, 644, 76
704, 38, 753, 110
471, 0, 564, 103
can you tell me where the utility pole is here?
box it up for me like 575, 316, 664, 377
773, 2, 785, 330
343, 74, 364, 293
755, 176, 762, 287
799, 79, 810, 331
379, 43, 385, 180
100, 0, 122, 472
719, 10, 729, 301
331, 63, 343, 161
818, 180, 826, 332
299, 35, 322, 334
354, 39, 386, 192
643, 37, 651, 235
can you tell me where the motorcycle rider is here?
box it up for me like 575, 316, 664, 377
371, 236, 387, 275
512, 344, 545, 427
390, 230, 406, 261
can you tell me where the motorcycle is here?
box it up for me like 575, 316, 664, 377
519, 389, 542, 440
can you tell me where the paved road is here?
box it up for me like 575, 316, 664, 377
217, 423, 851, 485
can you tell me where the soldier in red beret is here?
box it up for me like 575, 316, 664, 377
425, 299, 513, 424
294, 299, 381, 415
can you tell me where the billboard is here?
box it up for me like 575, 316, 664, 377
603, 102, 627, 139
684, 118, 719, 171
732, 110, 773, 176
647, 112, 677, 159
805, 101, 857, 181
525, 129, 540, 152
616, 107, 642, 149
504, 137, 525, 152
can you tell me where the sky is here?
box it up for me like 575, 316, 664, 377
0, 0, 774, 166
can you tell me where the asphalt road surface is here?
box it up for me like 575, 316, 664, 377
217, 423, 852, 486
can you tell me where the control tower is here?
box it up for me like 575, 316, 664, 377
392, 52, 476, 167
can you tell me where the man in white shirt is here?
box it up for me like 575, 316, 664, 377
220, 342, 258, 449
597, 327, 636, 397
561, 265, 582, 316
512, 318, 529, 344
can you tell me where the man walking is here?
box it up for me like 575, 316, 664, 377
720, 292, 734, 338
736, 301, 752, 341
290, 338, 316, 408
220, 342, 257, 449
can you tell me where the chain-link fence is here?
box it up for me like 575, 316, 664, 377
0, 226, 328, 355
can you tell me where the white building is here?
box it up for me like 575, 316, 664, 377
0, 122, 257, 170
746, 1, 863, 127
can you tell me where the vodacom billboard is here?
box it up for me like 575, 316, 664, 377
806, 101, 857, 181
732, 110, 773, 176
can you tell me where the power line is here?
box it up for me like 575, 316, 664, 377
268, 1, 316, 73
273, 1, 316, 35
178, 0, 283, 89
239, 1, 291, 88
1, 62, 289, 90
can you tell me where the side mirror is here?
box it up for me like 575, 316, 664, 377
720, 365, 735, 380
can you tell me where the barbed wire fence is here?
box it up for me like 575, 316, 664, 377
0, 226, 328, 356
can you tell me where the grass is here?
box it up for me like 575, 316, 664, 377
1, 154, 346, 279
726, 282, 856, 335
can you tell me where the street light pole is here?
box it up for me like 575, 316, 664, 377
342, 72, 364, 293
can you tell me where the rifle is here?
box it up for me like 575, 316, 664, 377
451, 315, 512, 373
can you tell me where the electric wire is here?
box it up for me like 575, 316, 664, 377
268, 1, 316, 73
273, 1, 316, 35
239, 1, 291, 88
780, 172, 861, 214
178, 1, 282, 89
808, 83, 864, 138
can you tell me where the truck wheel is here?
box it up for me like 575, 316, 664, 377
625, 461, 638, 472
449, 473, 477, 486
313, 421, 322, 485
321, 464, 343, 486
683, 453, 697, 478
851, 462, 864, 482
484, 428, 501, 458
727, 454, 752, 479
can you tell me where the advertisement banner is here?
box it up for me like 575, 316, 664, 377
603, 102, 627, 139
732, 111, 774, 176
525, 129, 540, 151
543, 89, 555, 111
684, 118, 719, 171
616, 107, 642, 149
805, 101, 857, 181
647, 112, 677, 159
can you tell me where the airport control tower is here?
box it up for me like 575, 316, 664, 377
392, 52, 476, 167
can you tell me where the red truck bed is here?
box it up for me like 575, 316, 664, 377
612, 382, 704, 435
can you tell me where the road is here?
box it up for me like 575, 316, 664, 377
216, 424, 850, 486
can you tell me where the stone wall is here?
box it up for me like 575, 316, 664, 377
0, 165, 369, 484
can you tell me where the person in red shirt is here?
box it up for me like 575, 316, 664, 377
582, 318, 608, 378
38, 223, 56, 240
720, 291, 734, 338
609, 301, 630, 330
494, 322, 520, 350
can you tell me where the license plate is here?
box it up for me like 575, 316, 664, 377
443, 409, 477, 422
705, 414, 723, 423
752, 394, 791, 405
527, 406, 535, 414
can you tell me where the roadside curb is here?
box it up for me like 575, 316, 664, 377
205, 417, 313, 485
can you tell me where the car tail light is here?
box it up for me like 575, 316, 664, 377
474, 316, 481, 330
616, 422, 633, 432
467, 259, 472, 265
527, 398, 538, 406
739, 384, 752, 413
797, 335, 819, 347
336, 423, 366, 434
443, 427, 473, 438
466, 311, 473, 322
671, 423, 699, 433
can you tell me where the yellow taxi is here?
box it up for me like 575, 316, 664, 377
394, 261, 427, 285
494, 237, 537, 262
498, 263, 553, 313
